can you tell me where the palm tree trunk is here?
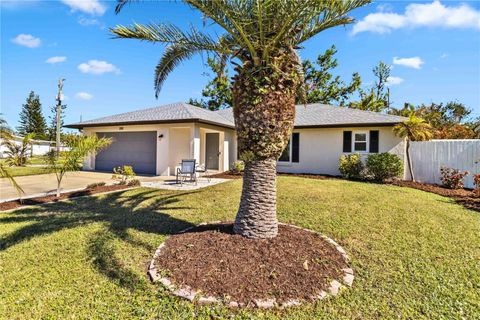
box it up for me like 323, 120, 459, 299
231, 54, 299, 239
233, 158, 278, 238
406, 139, 415, 182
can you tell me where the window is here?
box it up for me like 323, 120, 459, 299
353, 132, 368, 152
279, 138, 291, 162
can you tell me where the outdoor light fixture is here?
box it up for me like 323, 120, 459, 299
158, 134, 164, 139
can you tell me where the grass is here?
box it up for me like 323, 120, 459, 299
2, 166, 52, 177
0, 156, 52, 176
0, 177, 479, 319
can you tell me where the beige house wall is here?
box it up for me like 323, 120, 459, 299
277, 126, 406, 178
82, 122, 236, 176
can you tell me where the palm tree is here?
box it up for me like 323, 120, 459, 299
112, 0, 370, 239
393, 112, 433, 182
46, 135, 111, 197
0, 115, 24, 195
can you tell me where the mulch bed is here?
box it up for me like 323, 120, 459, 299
0, 184, 130, 212
391, 180, 479, 212
154, 223, 347, 305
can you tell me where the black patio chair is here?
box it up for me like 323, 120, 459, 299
176, 159, 197, 185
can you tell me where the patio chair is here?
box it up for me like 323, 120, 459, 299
176, 159, 197, 185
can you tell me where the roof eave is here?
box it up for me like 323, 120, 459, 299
64, 118, 235, 130
293, 122, 400, 129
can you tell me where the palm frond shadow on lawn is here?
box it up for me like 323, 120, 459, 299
0, 189, 197, 291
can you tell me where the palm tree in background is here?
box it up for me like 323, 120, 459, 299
0, 115, 24, 195
112, 0, 370, 239
393, 111, 433, 182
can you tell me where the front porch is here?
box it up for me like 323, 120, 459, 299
83, 122, 237, 177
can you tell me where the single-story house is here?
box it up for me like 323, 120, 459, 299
65, 102, 408, 177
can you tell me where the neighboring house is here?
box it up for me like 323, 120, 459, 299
65, 102, 407, 177
0, 136, 63, 158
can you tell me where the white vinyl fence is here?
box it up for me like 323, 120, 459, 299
409, 139, 480, 189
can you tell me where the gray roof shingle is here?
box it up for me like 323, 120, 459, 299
66, 102, 405, 129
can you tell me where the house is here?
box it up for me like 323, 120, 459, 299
65, 102, 407, 177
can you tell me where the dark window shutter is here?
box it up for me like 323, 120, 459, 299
369, 130, 379, 153
292, 133, 300, 163
343, 131, 352, 152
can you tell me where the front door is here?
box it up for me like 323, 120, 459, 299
205, 133, 219, 170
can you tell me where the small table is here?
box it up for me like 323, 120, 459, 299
196, 166, 211, 183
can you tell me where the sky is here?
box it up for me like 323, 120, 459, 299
1, 0, 480, 133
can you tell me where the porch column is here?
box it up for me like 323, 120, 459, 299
190, 124, 201, 164
157, 127, 170, 176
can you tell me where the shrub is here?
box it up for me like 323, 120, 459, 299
473, 174, 480, 196
365, 153, 403, 182
86, 182, 106, 189
112, 165, 136, 184
127, 179, 141, 187
338, 153, 364, 180
440, 166, 469, 189
231, 160, 245, 174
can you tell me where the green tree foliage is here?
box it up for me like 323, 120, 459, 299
390, 101, 476, 139
0, 116, 23, 195
393, 110, 433, 181
188, 57, 232, 111
301, 45, 361, 105
349, 61, 390, 112
2, 133, 35, 167
189, 45, 362, 109
47, 104, 67, 141
17, 91, 47, 139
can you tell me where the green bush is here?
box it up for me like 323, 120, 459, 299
86, 182, 106, 189
231, 160, 245, 174
127, 179, 141, 187
112, 165, 136, 184
365, 153, 403, 182
339, 153, 364, 180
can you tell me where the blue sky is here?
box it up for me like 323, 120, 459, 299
1, 0, 479, 132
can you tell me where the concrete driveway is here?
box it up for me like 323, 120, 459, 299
0, 171, 118, 202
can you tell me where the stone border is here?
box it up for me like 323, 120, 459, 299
147, 221, 354, 309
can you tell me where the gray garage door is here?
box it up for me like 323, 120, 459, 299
95, 131, 157, 175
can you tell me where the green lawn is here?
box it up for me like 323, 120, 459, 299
2, 165, 52, 177
0, 156, 52, 176
0, 177, 479, 319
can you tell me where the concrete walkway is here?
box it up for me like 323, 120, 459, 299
1, 171, 230, 202
0, 171, 117, 202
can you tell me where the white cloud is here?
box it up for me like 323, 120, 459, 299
393, 56, 424, 69
386, 76, 404, 86
11, 34, 41, 48
352, 1, 480, 35
78, 60, 120, 75
440, 53, 449, 58
61, 0, 106, 16
78, 16, 101, 27
75, 92, 93, 100
46, 56, 67, 64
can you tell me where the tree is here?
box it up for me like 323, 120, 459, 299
390, 101, 475, 139
188, 57, 232, 110
46, 135, 111, 197
393, 110, 433, 182
112, 0, 370, 239
301, 45, 361, 105
17, 91, 47, 140
349, 61, 390, 112
347, 88, 385, 112
2, 133, 35, 167
0, 116, 23, 195
47, 104, 67, 141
